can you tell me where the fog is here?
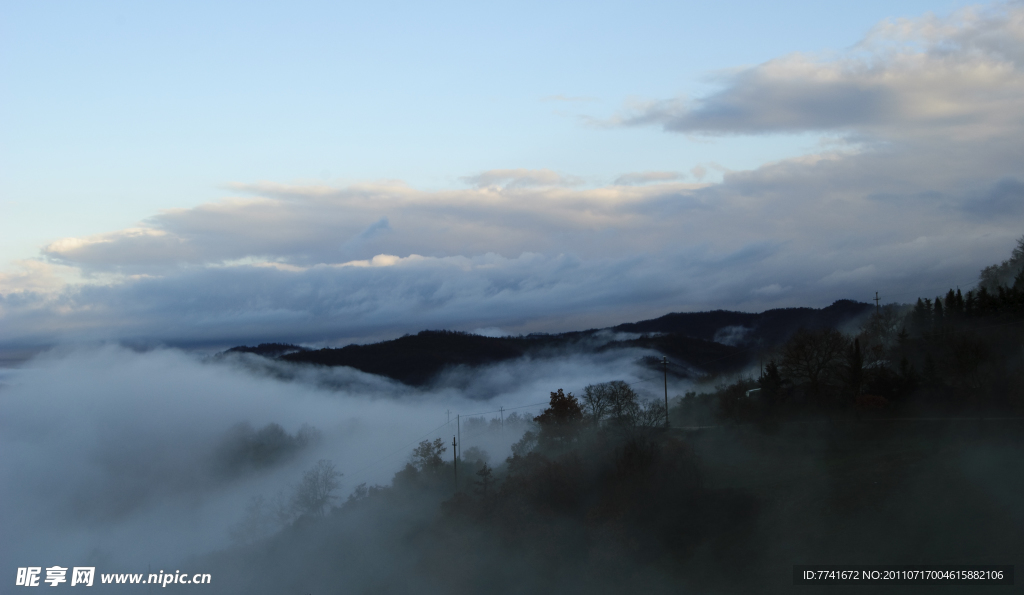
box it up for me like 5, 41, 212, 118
0, 342, 685, 576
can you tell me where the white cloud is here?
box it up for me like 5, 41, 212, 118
753, 283, 789, 297
819, 265, 878, 286
460, 168, 583, 189
613, 171, 685, 185
0, 344, 672, 569
611, 4, 1024, 140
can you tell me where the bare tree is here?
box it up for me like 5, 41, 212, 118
291, 459, 342, 517
581, 383, 612, 422
780, 328, 850, 397
581, 381, 641, 426
634, 399, 667, 428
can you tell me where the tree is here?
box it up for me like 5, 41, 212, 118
580, 380, 641, 426
633, 399, 667, 428
911, 298, 932, 335
474, 463, 495, 496
844, 338, 864, 397
780, 327, 850, 399
759, 360, 785, 405
979, 234, 1024, 291
944, 289, 962, 320
412, 438, 447, 471
580, 383, 613, 423
291, 459, 342, 517
859, 303, 907, 365
534, 389, 584, 449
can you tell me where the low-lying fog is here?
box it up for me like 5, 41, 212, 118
0, 342, 688, 574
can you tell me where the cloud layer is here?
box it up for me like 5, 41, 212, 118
3, 4, 1024, 348
0, 345, 675, 572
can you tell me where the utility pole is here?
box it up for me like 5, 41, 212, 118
452, 435, 458, 492
663, 356, 669, 428
758, 339, 764, 380
874, 291, 880, 314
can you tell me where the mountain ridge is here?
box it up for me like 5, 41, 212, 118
223, 300, 873, 386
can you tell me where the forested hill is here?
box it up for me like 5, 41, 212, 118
614, 299, 872, 345
223, 300, 872, 386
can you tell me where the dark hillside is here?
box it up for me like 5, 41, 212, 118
614, 299, 872, 345
225, 302, 870, 386
281, 331, 530, 386
601, 333, 744, 376
225, 343, 309, 357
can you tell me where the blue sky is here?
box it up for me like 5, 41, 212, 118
3, 0, 1022, 348
1, 0, 967, 250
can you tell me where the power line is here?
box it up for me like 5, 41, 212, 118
457, 400, 549, 418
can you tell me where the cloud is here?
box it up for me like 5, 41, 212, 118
5, 3, 1024, 348
460, 168, 583, 189
39, 181, 703, 276
819, 265, 878, 286
355, 216, 392, 241
610, 4, 1024, 139
963, 178, 1024, 218
753, 283, 789, 297
0, 260, 87, 295
613, 171, 685, 186
0, 344, 674, 572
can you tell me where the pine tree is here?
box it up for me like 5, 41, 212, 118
945, 289, 959, 320
913, 298, 931, 334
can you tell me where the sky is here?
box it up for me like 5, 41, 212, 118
2, 0, 1023, 349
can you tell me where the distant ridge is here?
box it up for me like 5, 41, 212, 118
614, 300, 872, 345
223, 300, 872, 386
225, 343, 310, 357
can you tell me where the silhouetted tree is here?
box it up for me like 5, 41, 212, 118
780, 327, 850, 399
845, 338, 864, 397
758, 360, 785, 406
581, 380, 641, 426
412, 438, 447, 471
534, 389, 584, 450
912, 298, 932, 333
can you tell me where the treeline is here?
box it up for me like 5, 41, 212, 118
212, 375, 1024, 593
614, 298, 872, 346
678, 235, 1024, 424
212, 385, 754, 593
